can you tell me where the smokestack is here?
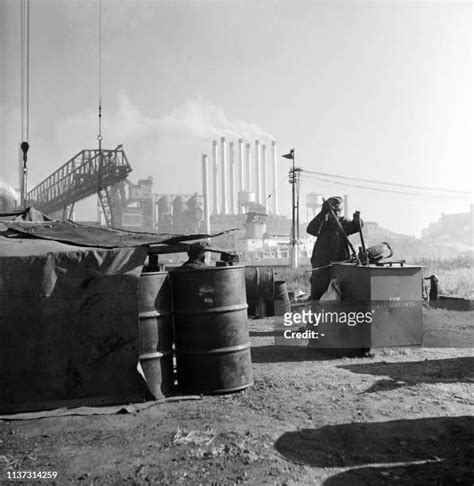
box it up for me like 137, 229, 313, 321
261, 144, 267, 212
271, 140, 279, 215
220, 137, 228, 215
212, 140, 219, 215
229, 141, 236, 215
254, 140, 261, 205
343, 194, 349, 218
202, 154, 211, 233
238, 138, 245, 214
245, 142, 252, 191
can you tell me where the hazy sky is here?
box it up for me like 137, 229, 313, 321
0, 0, 472, 236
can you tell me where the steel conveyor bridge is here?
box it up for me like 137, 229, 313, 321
26, 147, 132, 225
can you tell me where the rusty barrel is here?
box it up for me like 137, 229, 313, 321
273, 280, 291, 316
244, 265, 275, 316
138, 271, 174, 398
171, 265, 253, 394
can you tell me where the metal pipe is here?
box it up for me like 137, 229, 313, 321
221, 137, 228, 215
238, 138, 245, 214
202, 154, 211, 234
229, 141, 236, 215
261, 143, 267, 212
254, 140, 261, 205
245, 142, 252, 191
238, 138, 244, 192
271, 140, 279, 215
212, 140, 219, 215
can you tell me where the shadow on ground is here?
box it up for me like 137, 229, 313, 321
251, 345, 337, 363
275, 416, 473, 485
338, 357, 474, 393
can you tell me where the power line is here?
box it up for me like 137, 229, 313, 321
302, 169, 471, 196
299, 173, 472, 200
265, 173, 288, 201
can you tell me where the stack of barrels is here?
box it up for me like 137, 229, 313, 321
137, 264, 253, 397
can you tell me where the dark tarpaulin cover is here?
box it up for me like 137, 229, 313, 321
0, 236, 150, 413
6, 219, 234, 248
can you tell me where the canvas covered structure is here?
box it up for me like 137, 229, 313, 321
0, 209, 231, 413
0, 235, 150, 413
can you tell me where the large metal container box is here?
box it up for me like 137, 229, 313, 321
311, 263, 423, 350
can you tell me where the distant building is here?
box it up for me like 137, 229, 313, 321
421, 205, 473, 246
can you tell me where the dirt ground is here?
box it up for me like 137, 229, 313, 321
1, 308, 473, 485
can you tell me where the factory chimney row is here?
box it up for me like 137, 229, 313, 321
204, 138, 279, 217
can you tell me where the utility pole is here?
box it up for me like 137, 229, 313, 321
282, 149, 299, 269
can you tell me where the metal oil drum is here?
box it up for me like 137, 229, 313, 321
273, 280, 291, 316
244, 265, 275, 302
170, 265, 253, 394
138, 271, 174, 398
244, 265, 275, 316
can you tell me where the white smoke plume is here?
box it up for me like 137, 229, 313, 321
159, 98, 274, 141
56, 96, 273, 148
0, 180, 19, 211
54, 96, 274, 196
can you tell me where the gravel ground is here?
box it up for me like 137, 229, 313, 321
1, 309, 473, 485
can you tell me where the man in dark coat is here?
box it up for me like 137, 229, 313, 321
306, 196, 361, 300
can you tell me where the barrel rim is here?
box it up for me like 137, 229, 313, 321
170, 264, 246, 273
173, 304, 248, 315
175, 342, 251, 355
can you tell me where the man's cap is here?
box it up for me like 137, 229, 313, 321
188, 241, 210, 255
326, 196, 343, 207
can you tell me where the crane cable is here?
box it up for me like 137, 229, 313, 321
20, 0, 30, 207
97, 0, 103, 191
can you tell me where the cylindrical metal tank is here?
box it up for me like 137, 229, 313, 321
187, 194, 202, 210
171, 265, 252, 394
244, 265, 275, 303
157, 195, 171, 213
237, 190, 256, 207
172, 196, 186, 216
273, 280, 291, 316
245, 265, 275, 317
138, 271, 174, 398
